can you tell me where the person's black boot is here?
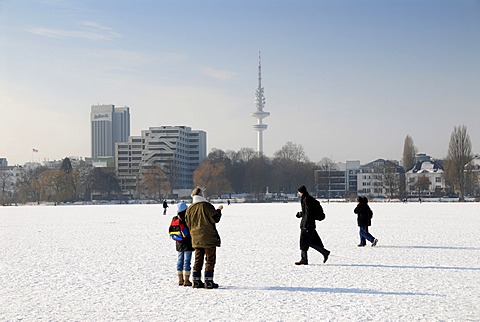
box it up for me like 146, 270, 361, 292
296, 250, 308, 265
192, 271, 204, 289
323, 250, 330, 263
205, 271, 219, 289
295, 259, 308, 265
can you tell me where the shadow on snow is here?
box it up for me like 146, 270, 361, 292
379, 245, 480, 251
222, 286, 442, 297
329, 263, 480, 271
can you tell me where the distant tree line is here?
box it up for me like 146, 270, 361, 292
192, 142, 317, 200
0, 125, 477, 204
0, 158, 122, 205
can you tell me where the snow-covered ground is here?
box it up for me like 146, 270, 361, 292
1, 202, 479, 321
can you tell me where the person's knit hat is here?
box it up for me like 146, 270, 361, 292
298, 185, 307, 194
357, 196, 368, 203
177, 201, 188, 213
191, 186, 205, 197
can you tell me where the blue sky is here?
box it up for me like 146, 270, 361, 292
1, 0, 479, 165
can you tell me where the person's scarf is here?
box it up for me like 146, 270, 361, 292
192, 195, 207, 204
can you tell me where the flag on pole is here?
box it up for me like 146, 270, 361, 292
32, 148, 38, 153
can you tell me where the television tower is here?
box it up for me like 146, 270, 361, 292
251, 52, 270, 155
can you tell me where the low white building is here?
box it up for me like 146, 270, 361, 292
405, 154, 445, 197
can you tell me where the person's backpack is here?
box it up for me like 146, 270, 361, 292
312, 199, 326, 221
169, 216, 189, 242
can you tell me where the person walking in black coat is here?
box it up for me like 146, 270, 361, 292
354, 196, 378, 247
295, 185, 330, 265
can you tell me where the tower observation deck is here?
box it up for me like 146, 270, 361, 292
251, 52, 270, 155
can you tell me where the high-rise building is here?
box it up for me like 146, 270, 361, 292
116, 126, 206, 198
91, 104, 130, 158
251, 52, 270, 155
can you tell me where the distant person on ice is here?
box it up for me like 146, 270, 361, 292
163, 200, 168, 215
354, 196, 378, 247
174, 201, 193, 286
295, 185, 330, 265
185, 187, 223, 289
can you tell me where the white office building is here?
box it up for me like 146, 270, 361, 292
91, 104, 130, 158
116, 126, 207, 198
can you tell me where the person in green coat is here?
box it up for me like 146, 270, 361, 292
185, 187, 223, 289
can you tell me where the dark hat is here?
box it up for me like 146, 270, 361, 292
298, 185, 307, 194
357, 196, 368, 203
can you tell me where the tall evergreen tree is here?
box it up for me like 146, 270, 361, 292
60, 157, 73, 173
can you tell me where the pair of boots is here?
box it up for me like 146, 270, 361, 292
192, 271, 218, 289
177, 271, 192, 286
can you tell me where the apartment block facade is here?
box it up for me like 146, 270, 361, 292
115, 126, 206, 198
314, 160, 360, 198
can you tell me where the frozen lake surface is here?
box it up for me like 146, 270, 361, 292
1, 202, 480, 321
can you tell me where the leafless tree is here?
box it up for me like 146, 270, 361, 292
88, 167, 122, 200
377, 162, 404, 199
402, 135, 418, 172
274, 142, 309, 163
139, 166, 171, 200
193, 161, 232, 198
272, 142, 314, 193
0, 170, 13, 205
38, 170, 75, 204
315, 158, 338, 199
227, 147, 257, 163
445, 125, 473, 201
415, 175, 431, 198
464, 160, 479, 197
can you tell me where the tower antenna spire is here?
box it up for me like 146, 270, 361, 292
251, 51, 270, 155
258, 51, 262, 90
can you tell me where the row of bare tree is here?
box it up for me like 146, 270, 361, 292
0, 159, 122, 205
194, 125, 477, 200
192, 142, 316, 199
1, 125, 476, 204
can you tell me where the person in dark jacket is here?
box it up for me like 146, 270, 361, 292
295, 185, 330, 265
163, 200, 169, 215
354, 196, 378, 247
175, 201, 194, 286
185, 187, 223, 289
